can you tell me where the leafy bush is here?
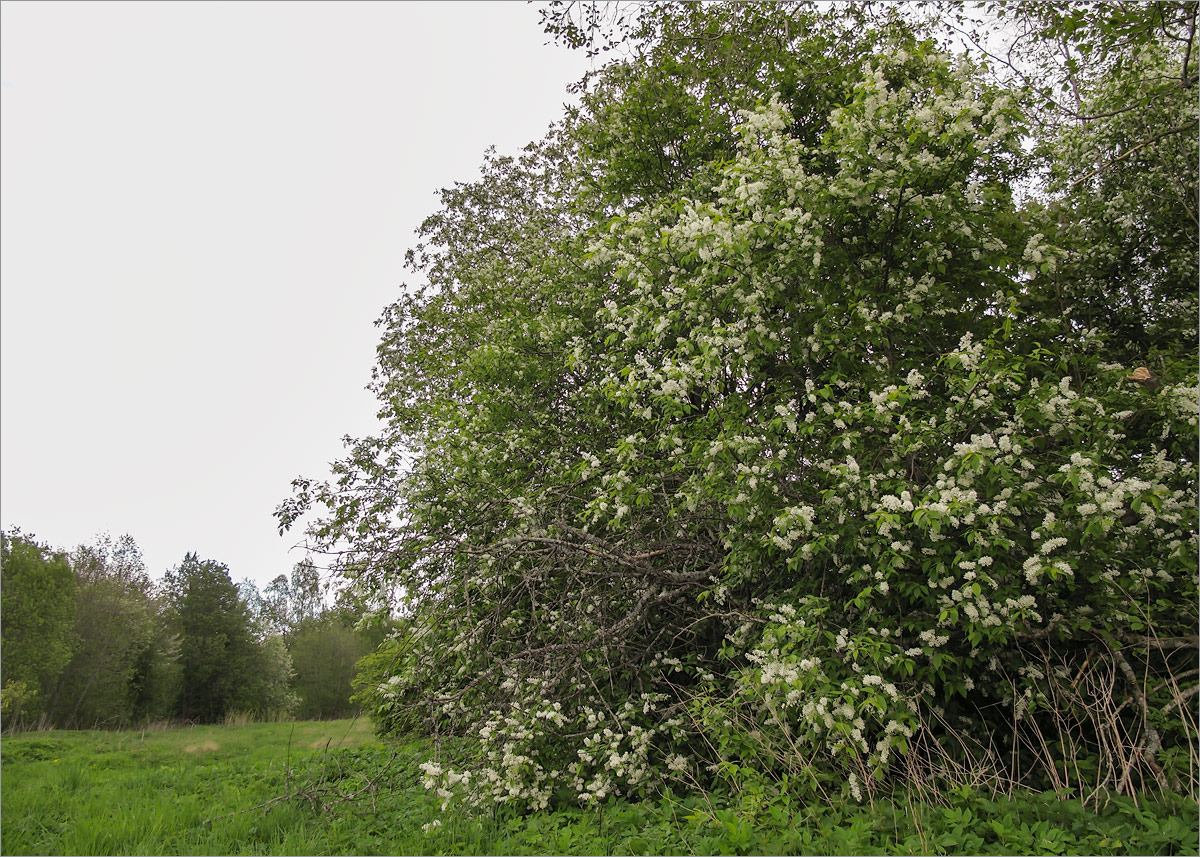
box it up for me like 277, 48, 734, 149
280, 1, 1198, 813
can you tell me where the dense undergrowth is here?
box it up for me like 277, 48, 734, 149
2, 722, 1196, 855
314, 742, 1200, 856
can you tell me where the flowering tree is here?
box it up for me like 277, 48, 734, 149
280, 2, 1197, 808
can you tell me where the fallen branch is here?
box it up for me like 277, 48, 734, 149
202, 748, 400, 825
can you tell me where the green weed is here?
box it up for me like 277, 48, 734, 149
3, 725, 1197, 855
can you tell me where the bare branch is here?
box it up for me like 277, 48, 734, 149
1119, 632, 1200, 650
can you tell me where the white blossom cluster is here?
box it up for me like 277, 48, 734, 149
349, 35, 1198, 815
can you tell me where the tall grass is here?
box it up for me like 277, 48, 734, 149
0, 718, 374, 856
2, 719, 1196, 855
222, 709, 295, 727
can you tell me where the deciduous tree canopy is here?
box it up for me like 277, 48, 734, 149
1, 531, 77, 726
280, 1, 1197, 809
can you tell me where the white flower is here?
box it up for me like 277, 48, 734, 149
666, 754, 689, 772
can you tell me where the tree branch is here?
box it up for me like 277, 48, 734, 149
1119, 632, 1200, 650
1069, 123, 1197, 190
1109, 644, 1170, 790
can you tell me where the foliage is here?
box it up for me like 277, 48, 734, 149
240, 635, 301, 719
42, 534, 171, 728
162, 553, 274, 722
944, 0, 1198, 363
280, 0, 1197, 813
1, 527, 367, 729
246, 558, 381, 720
289, 609, 376, 721
310, 739, 1200, 856
1, 531, 77, 727
350, 632, 416, 735
255, 558, 325, 639
0, 680, 37, 727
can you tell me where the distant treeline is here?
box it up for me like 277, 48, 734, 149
0, 530, 389, 730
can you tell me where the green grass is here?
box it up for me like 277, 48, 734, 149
0, 718, 374, 855
3, 721, 1197, 855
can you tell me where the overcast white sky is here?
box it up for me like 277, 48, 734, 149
1, 0, 595, 589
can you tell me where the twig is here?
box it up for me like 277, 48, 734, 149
1119, 632, 1200, 650
1110, 644, 1170, 789
1069, 123, 1196, 190
1163, 684, 1200, 716
202, 747, 401, 825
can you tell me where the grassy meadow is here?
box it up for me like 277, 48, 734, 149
0, 718, 376, 855
2, 719, 1198, 855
